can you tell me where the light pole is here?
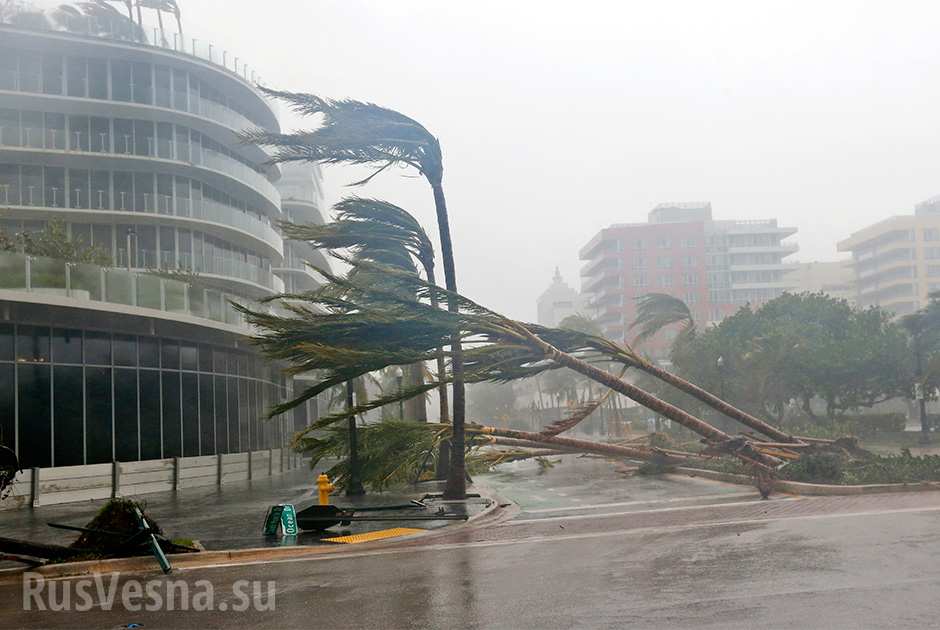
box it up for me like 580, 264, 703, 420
345, 380, 364, 496
393, 366, 404, 420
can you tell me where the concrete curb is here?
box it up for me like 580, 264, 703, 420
0, 486, 507, 585
671, 466, 940, 496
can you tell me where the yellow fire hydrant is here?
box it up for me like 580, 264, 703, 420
316, 473, 335, 506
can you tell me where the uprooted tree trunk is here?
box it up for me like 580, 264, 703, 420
510, 325, 781, 471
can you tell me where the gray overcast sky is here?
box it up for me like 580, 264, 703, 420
179, 0, 940, 320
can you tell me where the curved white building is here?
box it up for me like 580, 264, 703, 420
0, 12, 326, 470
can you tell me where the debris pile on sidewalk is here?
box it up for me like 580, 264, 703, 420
0, 498, 198, 568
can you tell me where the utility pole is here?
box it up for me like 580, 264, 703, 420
345, 380, 365, 496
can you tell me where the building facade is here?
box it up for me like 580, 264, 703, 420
536, 267, 585, 327
837, 196, 940, 316
791, 260, 856, 305
0, 14, 327, 468
579, 202, 798, 357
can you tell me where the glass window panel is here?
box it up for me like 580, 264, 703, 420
16, 325, 50, 362
42, 54, 63, 95
199, 374, 214, 455
18, 364, 51, 468
0, 323, 12, 360
0, 48, 15, 91
92, 223, 112, 254
44, 166, 65, 207
30, 256, 66, 290
68, 168, 89, 209
113, 171, 132, 211
198, 345, 212, 372
181, 372, 198, 456
113, 334, 137, 367
70, 262, 103, 300
155, 66, 171, 108
53, 365, 84, 466
0, 164, 19, 205
90, 117, 110, 153
87, 58, 107, 99
156, 122, 173, 159
68, 115, 89, 152
0, 108, 20, 147
156, 174, 173, 215
214, 375, 227, 454
238, 378, 249, 452
139, 337, 158, 368
53, 328, 83, 364
161, 371, 181, 457
139, 370, 161, 459
137, 273, 161, 309
113, 119, 134, 154
44, 113, 65, 151
21, 111, 42, 148
131, 62, 152, 105
114, 368, 138, 461
0, 363, 14, 452
20, 165, 41, 204
85, 366, 113, 464
19, 51, 41, 93
227, 376, 239, 452
133, 120, 154, 157
172, 70, 188, 110
85, 330, 111, 365
111, 60, 131, 101
161, 339, 179, 369
66, 57, 87, 97
133, 172, 154, 212
180, 343, 197, 371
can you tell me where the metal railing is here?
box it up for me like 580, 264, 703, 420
0, 251, 260, 330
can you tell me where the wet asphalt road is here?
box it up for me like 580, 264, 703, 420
4, 455, 940, 629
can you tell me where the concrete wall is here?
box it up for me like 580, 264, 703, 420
0, 448, 303, 510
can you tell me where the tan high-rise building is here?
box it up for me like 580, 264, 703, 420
837, 197, 940, 316
792, 260, 856, 305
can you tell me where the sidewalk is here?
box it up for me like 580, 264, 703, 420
0, 465, 492, 555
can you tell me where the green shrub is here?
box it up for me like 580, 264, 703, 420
781, 453, 843, 483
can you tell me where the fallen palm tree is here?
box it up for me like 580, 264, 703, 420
243, 259, 788, 485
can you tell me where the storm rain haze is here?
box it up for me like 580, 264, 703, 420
162, 0, 940, 319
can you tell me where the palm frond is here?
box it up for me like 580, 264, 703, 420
631, 293, 696, 345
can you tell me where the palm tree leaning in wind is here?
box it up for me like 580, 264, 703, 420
243, 92, 469, 498
280, 196, 449, 429
136, 0, 182, 47
630, 292, 800, 444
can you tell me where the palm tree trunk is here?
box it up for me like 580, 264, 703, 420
428, 179, 466, 499
630, 359, 800, 444
516, 329, 780, 470
422, 263, 450, 479
475, 426, 664, 461
136, 2, 143, 35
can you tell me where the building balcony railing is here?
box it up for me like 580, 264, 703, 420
0, 132, 279, 209
112, 248, 283, 294
0, 19, 270, 113
0, 251, 261, 331
0, 192, 282, 257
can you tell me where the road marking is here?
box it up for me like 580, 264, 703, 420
510, 496, 799, 525
521, 491, 760, 514
148, 502, 940, 576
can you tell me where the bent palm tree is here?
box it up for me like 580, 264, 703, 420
631, 292, 696, 346
630, 292, 799, 443
280, 196, 447, 425
241, 260, 782, 472
243, 92, 469, 498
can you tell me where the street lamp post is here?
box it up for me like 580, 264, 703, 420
393, 366, 404, 420
345, 381, 365, 496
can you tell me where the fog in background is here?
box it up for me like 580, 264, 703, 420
178, 0, 940, 320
